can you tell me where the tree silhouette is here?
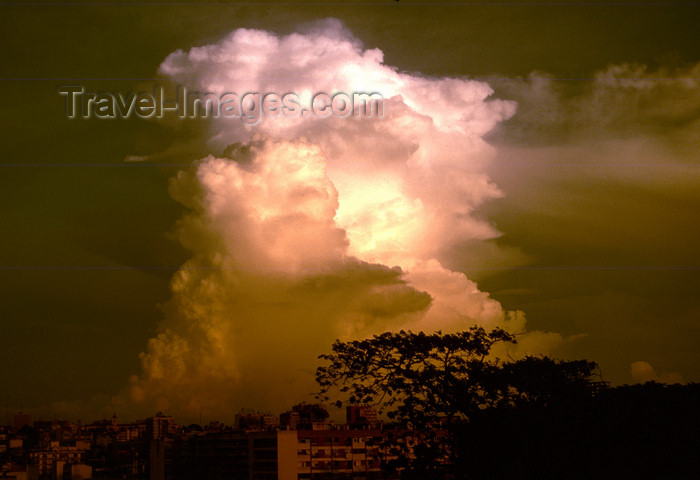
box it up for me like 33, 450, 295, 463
316, 327, 603, 478
316, 326, 517, 425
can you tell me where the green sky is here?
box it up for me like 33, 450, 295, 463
1, 1, 699, 421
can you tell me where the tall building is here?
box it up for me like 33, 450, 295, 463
291, 427, 394, 479
146, 412, 176, 440
346, 406, 379, 428
153, 426, 403, 480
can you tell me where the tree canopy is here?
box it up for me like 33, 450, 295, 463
314, 328, 700, 479
316, 326, 521, 424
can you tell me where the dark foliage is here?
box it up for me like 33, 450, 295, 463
316, 329, 700, 478
316, 326, 518, 424
315, 327, 604, 478
455, 382, 700, 479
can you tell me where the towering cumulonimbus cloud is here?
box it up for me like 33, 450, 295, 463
123, 19, 564, 420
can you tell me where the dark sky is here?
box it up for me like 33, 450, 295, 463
1, 1, 699, 420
